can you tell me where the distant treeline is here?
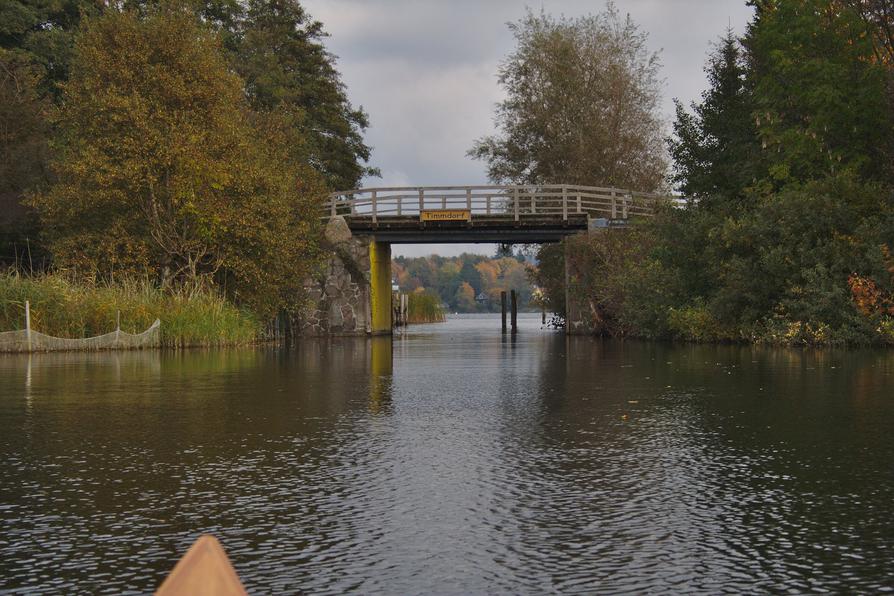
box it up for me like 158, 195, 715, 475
393, 252, 536, 313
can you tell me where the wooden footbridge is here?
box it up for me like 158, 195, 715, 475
324, 185, 664, 243
320, 184, 668, 335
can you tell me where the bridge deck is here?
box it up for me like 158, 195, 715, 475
345, 214, 590, 243
325, 185, 666, 243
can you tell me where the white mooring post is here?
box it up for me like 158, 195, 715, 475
25, 300, 31, 352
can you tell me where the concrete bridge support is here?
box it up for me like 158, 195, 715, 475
369, 240, 392, 334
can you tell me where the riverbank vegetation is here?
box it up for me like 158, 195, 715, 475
393, 252, 534, 313
0, 273, 259, 347
405, 292, 446, 324
0, 0, 374, 342
482, 3, 894, 346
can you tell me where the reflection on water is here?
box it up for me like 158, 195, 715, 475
1, 314, 893, 593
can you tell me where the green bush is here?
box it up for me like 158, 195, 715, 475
666, 303, 727, 342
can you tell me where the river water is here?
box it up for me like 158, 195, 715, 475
1, 314, 893, 594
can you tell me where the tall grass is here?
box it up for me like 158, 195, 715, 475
0, 272, 260, 347
406, 291, 446, 324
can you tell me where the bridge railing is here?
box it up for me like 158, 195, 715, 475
324, 185, 667, 223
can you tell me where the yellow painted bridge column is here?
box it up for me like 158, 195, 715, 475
369, 240, 392, 334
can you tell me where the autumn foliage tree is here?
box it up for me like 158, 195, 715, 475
30, 7, 325, 316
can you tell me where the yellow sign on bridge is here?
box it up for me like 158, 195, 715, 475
420, 209, 471, 222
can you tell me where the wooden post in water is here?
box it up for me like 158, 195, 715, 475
501, 291, 507, 332
510, 290, 518, 333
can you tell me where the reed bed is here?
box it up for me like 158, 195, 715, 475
0, 272, 260, 347
406, 292, 446, 324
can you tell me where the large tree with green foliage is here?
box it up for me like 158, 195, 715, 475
0, 0, 101, 263
30, 7, 324, 316
0, 0, 100, 99
745, 0, 893, 186
235, 0, 377, 190
472, 5, 667, 318
669, 30, 760, 209
469, 4, 667, 190
0, 50, 52, 263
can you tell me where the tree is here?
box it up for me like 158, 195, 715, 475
668, 30, 761, 208
745, 0, 893, 186
0, 0, 101, 260
0, 0, 101, 100
527, 243, 566, 316
471, 5, 668, 319
454, 282, 477, 312
469, 5, 667, 190
459, 259, 483, 294
233, 0, 377, 190
30, 7, 324, 316
0, 50, 52, 264
841, 0, 894, 65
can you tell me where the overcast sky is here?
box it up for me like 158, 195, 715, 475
303, 0, 755, 257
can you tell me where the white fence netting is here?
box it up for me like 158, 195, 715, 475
0, 319, 161, 353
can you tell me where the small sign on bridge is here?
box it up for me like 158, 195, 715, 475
421, 209, 471, 222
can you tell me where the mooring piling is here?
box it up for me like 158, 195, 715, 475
501, 291, 507, 332
511, 290, 518, 333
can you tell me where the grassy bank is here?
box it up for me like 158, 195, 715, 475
0, 273, 260, 347
406, 292, 446, 324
